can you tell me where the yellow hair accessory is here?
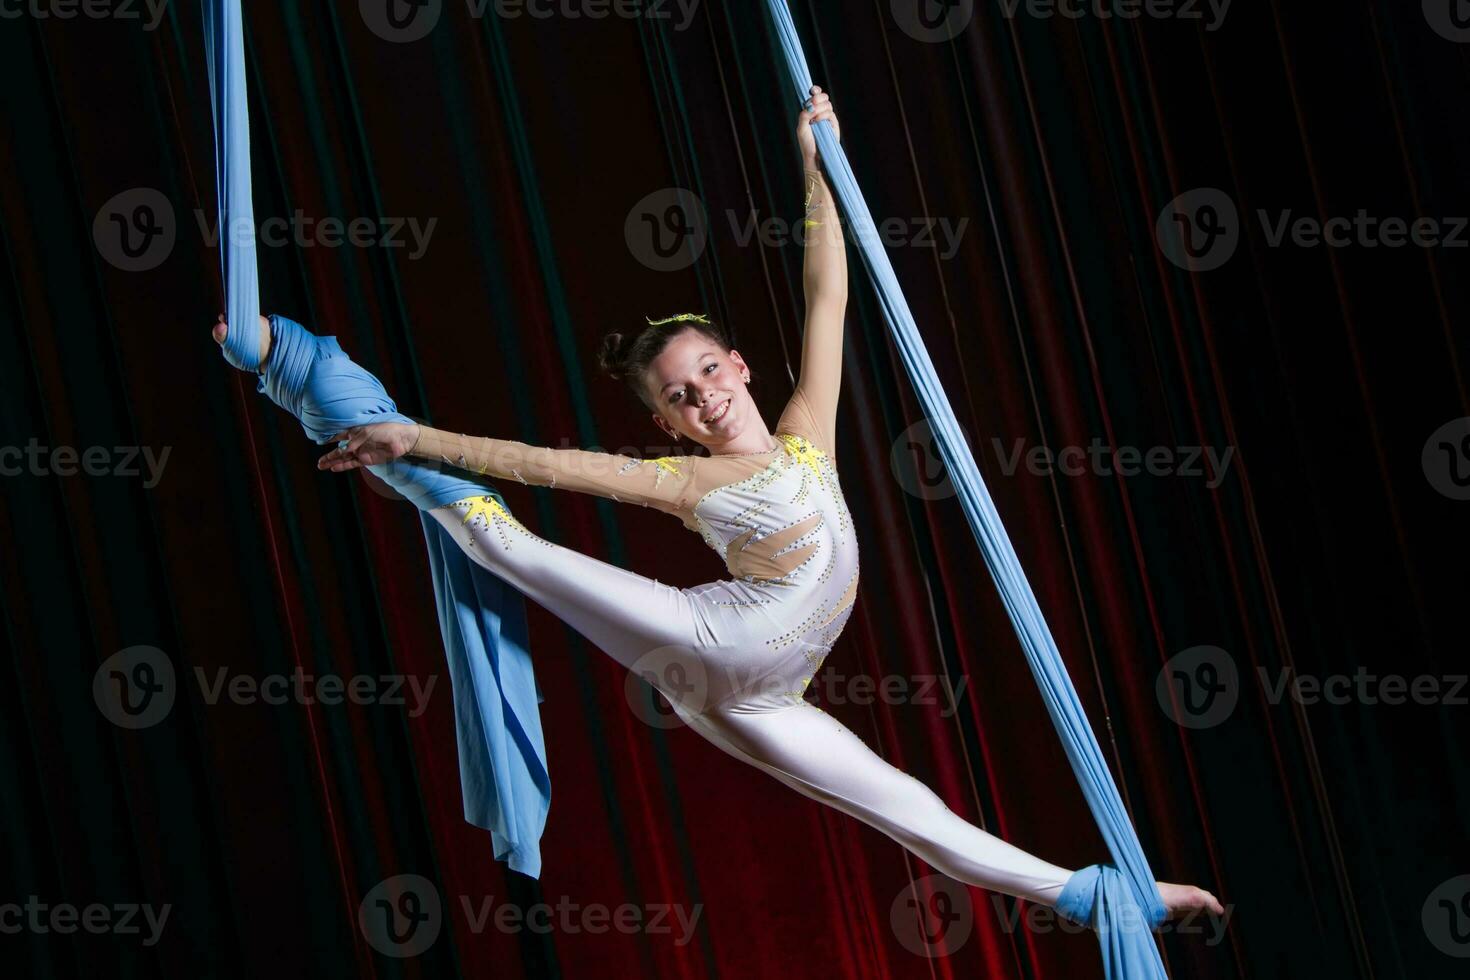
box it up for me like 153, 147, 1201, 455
645, 313, 712, 327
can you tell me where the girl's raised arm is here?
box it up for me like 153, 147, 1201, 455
789, 86, 848, 453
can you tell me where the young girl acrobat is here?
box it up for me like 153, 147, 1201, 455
214, 86, 1222, 926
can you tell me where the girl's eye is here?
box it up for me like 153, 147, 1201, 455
670, 364, 717, 403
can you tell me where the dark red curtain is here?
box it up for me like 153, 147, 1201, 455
2, 2, 1467, 977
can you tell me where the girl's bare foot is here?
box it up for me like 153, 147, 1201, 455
1156, 880, 1225, 918
211, 313, 272, 371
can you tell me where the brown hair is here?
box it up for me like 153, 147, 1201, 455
597, 314, 734, 410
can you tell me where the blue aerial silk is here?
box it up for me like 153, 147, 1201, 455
762, 3, 1169, 976
204, 2, 549, 877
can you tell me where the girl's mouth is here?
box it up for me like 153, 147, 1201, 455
702, 399, 730, 425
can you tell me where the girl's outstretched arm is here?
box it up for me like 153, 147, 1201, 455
319, 421, 700, 521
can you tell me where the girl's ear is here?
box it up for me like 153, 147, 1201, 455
651, 412, 679, 440
727, 348, 752, 382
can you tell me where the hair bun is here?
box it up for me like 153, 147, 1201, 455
597, 331, 628, 380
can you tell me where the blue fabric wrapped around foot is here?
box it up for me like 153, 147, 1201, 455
1056, 864, 1168, 979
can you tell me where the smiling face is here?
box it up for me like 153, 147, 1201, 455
642, 326, 762, 452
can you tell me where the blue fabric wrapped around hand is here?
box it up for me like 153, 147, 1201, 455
258, 313, 551, 877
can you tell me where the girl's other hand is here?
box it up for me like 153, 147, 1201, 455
316, 422, 421, 472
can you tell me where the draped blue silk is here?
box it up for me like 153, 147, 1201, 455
204, 0, 548, 877
762, 4, 1169, 976
201, 0, 258, 372
260, 314, 551, 878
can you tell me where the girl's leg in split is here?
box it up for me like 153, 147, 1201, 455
686, 700, 1074, 908
426, 496, 705, 682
